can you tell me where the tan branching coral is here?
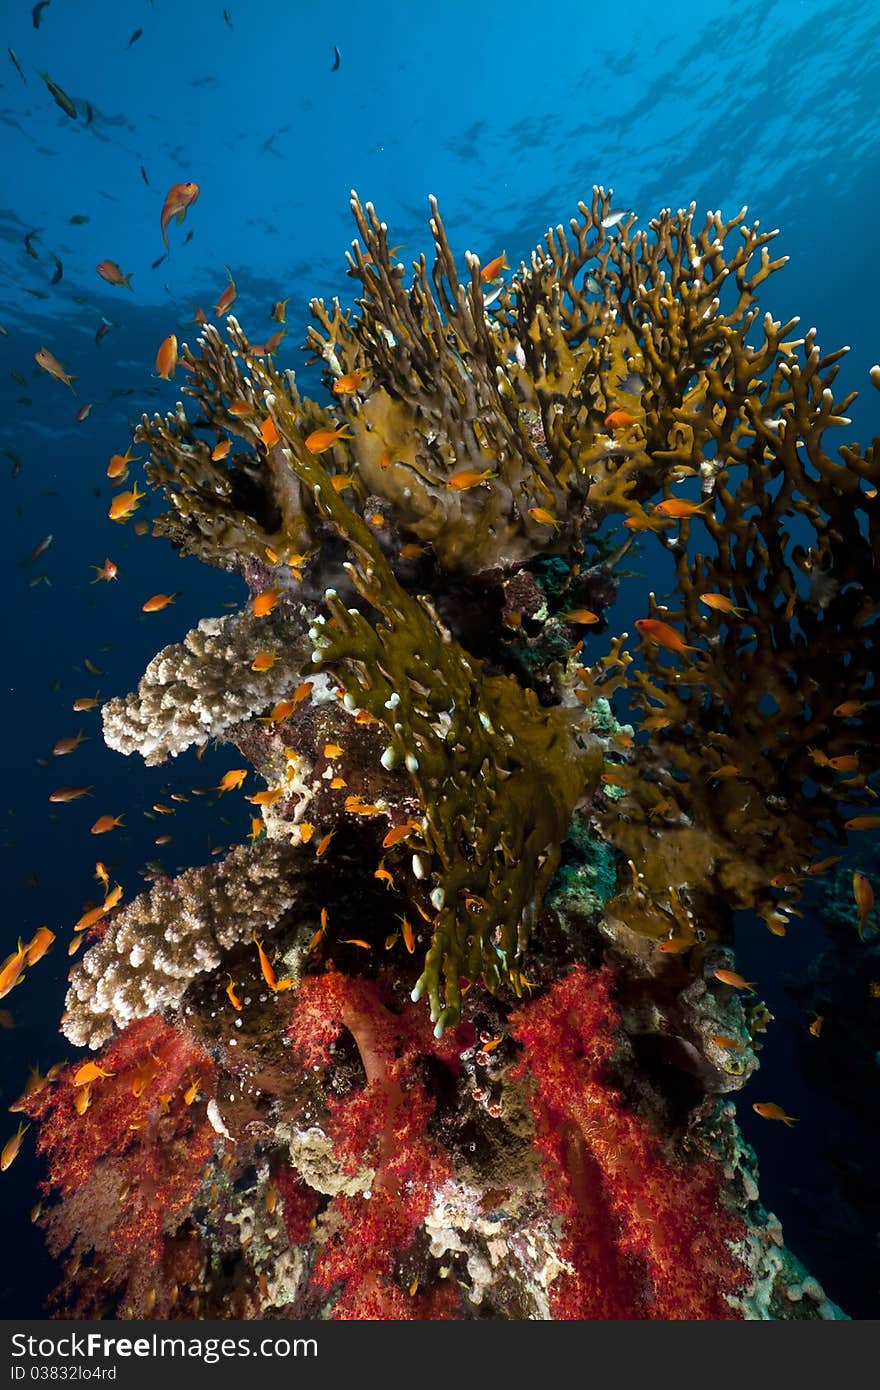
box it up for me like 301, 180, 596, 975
102, 608, 311, 765
62, 841, 307, 1048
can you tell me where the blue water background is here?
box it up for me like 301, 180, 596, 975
1, 0, 878, 1317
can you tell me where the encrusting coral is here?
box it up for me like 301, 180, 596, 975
24, 185, 876, 1320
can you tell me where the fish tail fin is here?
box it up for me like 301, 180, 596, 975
783, 1116, 799, 1127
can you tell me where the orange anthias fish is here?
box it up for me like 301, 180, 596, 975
854, 871, 874, 939
480, 251, 508, 281
635, 618, 699, 655
653, 498, 711, 519
253, 589, 279, 618
35, 347, 75, 391
214, 268, 237, 317
260, 417, 279, 447
604, 408, 640, 429
446, 467, 498, 490
713, 968, 756, 990
228, 399, 254, 419
217, 769, 248, 793
752, 1102, 798, 1127
0, 942, 27, 1001
253, 935, 293, 993
155, 334, 178, 380
73, 1061, 114, 1087
527, 506, 562, 530
53, 730, 88, 756
305, 425, 353, 454
333, 370, 369, 394
834, 700, 868, 718
24, 927, 55, 966
250, 653, 278, 673
211, 440, 232, 461
96, 260, 133, 290
48, 785, 92, 803
699, 593, 745, 616
160, 181, 200, 247
108, 484, 145, 522
107, 447, 139, 479
72, 696, 100, 712
271, 298, 289, 323
1, 1122, 29, 1171
142, 593, 177, 612
845, 815, 880, 831
225, 976, 243, 1011
563, 609, 600, 625
90, 814, 124, 835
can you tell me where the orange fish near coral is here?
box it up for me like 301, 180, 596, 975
635, 618, 699, 656
73, 1061, 114, 1087
527, 506, 562, 530
48, 785, 92, 803
260, 417, 279, 447
1, 1122, 29, 1171
251, 653, 278, 672
214, 268, 237, 317
155, 334, 178, 380
699, 593, 745, 616
34, 347, 75, 391
142, 593, 177, 613
217, 769, 248, 793
24, 927, 55, 966
253, 936, 293, 993
253, 589, 279, 618
90, 814, 124, 835
480, 251, 508, 282
225, 976, 242, 1012
107, 447, 139, 479
160, 181, 200, 247
333, 371, 369, 394
563, 609, 600, 625
96, 260, 133, 290
653, 498, 711, 519
271, 299, 289, 323
0, 942, 27, 1001
211, 440, 232, 461
604, 409, 639, 429
713, 968, 756, 991
53, 731, 87, 756
446, 467, 497, 490
305, 425, 352, 454
108, 484, 145, 523
854, 872, 874, 939
845, 815, 880, 831
752, 1102, 798, 1127
90, 557, 119, 583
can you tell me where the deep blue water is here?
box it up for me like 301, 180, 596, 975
1, 0, 878, 1319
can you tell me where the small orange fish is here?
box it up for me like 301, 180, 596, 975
399, 542, 428, 559
193, 306, 208, 325
226, 976, 243, 1011
73, 903, 107, 933
107, 447, 139, 479
709, 764, 741, 779
134, 520, 149, 536
73, 1061, 114, 1087
653, 498, 711, 519
382, 822, 419, 849
49, 785, 92, 803
214, 268, 237, 317
315, 829, 335, 857
253, 935, 293, 993
527, 506, 562, 529
142, 593, 177, 613
642, 714, 673, 731
103, 883, 123, 911
480, 251, 508, 282
445, 467, 497, 490
808, 1014, 823, 1037
91, 556, 120, 587
752, 1102, 798, 1127
845, 815, 880, 830
108, 484, 146, 522
247, 817, 265, 842
635, 618, 699, 655
246, 787, 285, 806
828, 755, 859, 773
73, 1085, 91, 1114
90, 814, 124, 835
35, 346, 75, 391
154, 834, 172, 845
623, 514, 673, 533
261, 699, 295, 724
72, 695, 100, 712
332, 371, 368, 394
713, 968, 756, 990
563, 609, 600, 625
160, 181, 200, 247
183, 1077, 201, 1105
155, 334, 178, 380
699, 593, 745, 616
834, 700, 867, 718
323, 743, 343, 759
374, 860, 394, 889
271, 298, 289, 322
305, 425, 353, 454
0, 942, 27, 1001
53, 730, 88, 756
217, 769, 248, 793
656, 936, 694, 954
400, 914, 415, 954
251, 652, 279, 672
299, 822, 315, 844
227, 399, 254, 419
1, 1121, 29, 1171
707, 1034, 746, 1051
854, 871, 874, 939
253, 589, 279, 618
260, 417, 279, 447
211, 440, 232, 461
604, 408, 639, 429
805, 855, 842, 876
24, 927, 55, 966
96, 260, 133, 290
